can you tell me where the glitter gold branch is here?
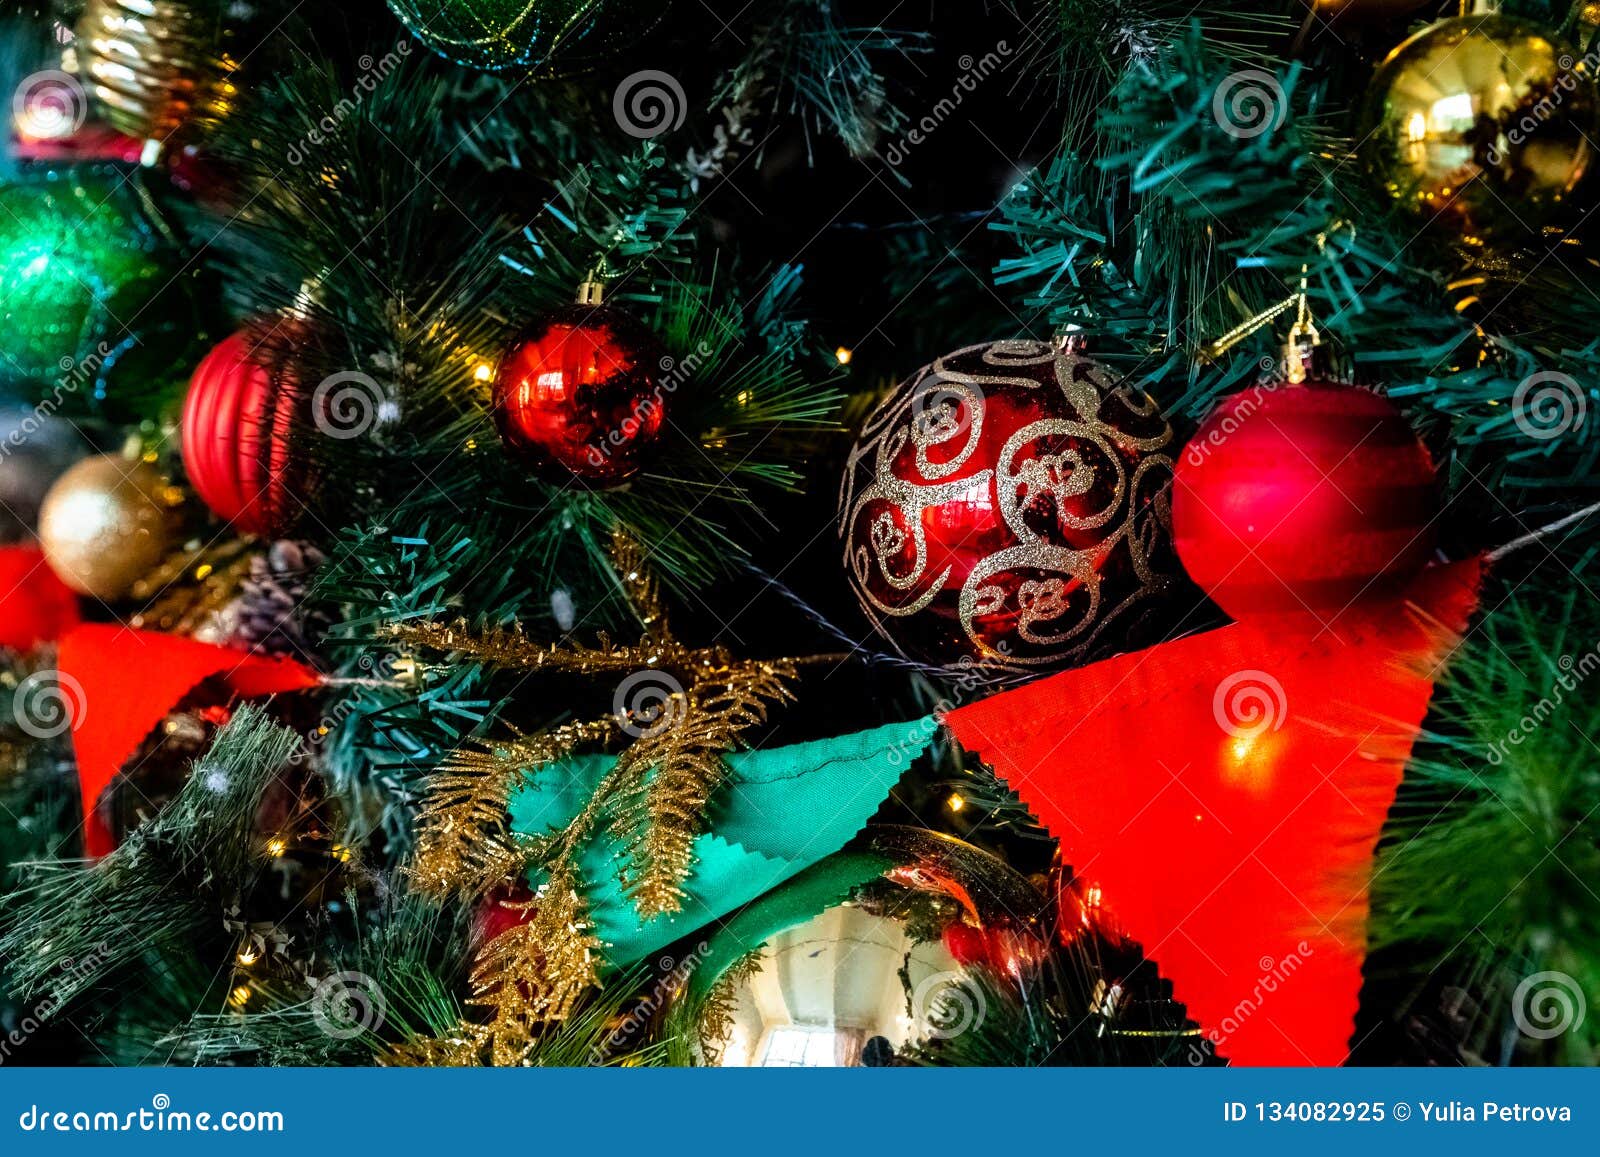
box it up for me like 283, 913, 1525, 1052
609, 525, 668, 639
392, 532, 823, 1061
467, 869, 601, 1064
409, 720, 613, 900
609, 663, 796, 919
379, 618, 734, 680
381, 870, 600, 1068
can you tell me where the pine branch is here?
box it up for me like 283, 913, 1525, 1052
0, 706, 300, 1006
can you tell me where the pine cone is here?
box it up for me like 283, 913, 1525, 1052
229, 540, 330, 660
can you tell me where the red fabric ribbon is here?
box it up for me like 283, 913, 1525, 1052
0, 545, 81, 652
56, 624, 321, 857
943, 560, 1482, 1065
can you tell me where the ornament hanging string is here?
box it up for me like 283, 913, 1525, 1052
1200, 224, 1346, 374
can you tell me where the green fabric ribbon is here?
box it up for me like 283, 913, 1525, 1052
507, 716, 937, 969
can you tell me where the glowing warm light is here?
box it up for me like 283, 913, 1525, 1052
264, 836, 288, 858
1405, 111, 1427, 144
236, 947, 258, 966
834, 346, 854, 365
947, 792, 966, 812
331, 843, 353, 863
473, 363, 494, 383
229, 985, 252, 1008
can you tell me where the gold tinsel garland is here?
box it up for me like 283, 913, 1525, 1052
388, 532, 812, 1065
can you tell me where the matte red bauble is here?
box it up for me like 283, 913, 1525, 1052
492, 305, 669, 484
181, 330, 303, 537
838, 338, 1177, 668
1172, 381, 1437, 618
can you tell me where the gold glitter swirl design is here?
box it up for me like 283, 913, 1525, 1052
838, 339, 1176, 668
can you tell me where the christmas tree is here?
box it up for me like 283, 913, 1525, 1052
0, 0, 1595, 1069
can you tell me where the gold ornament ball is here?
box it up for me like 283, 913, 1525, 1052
38, 454, 174, 600
73, 0, 238, 143
1361, 14, 1597, 228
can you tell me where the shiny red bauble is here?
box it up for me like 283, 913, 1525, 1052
492, 305, 669, 484
181, 329, 302, 537
838, 338, 1178, 669
1172, 381, 1438, 619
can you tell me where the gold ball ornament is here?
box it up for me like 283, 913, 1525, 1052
72, 0, 239, 143
38, 454, 175, 600
1360, 14, 1597, 229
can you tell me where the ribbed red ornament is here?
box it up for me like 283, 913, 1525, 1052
1172, 381, 1437, 618
181, 330, 301, 536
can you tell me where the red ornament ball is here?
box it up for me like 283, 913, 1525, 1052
493, 305, 669, 484
838, 338, 1178, 669
182, 329, 304, 537
1172, 381, 1438, 618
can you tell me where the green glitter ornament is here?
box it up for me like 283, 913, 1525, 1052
0, 174, 171, 395
387, 0, 665, 74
